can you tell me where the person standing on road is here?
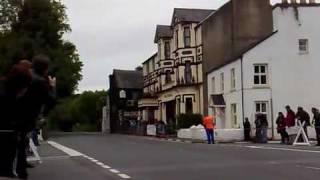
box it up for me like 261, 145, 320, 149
203, 116, 215, 144
311, 108, 320, 146
296, 107, 310, 142
255, 114, 262, 143
276, 112, 289, 144
285, 105, 296, 128
243, 118, 251, 141
260, 114, 269, 143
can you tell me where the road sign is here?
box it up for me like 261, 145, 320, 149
293, 121, 311, 146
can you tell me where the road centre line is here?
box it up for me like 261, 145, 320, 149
246, 145, 320, 154
47, 141, 83, 157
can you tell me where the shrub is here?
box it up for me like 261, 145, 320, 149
177, 114, 203, 129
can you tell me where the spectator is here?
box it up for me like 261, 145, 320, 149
311, 108, 320, 146
203, 116, 215, 144
255, 114, 262, 143
243, 118, 251, 141
260, 114, 269, 143
296, 107, 310, 142
276, 112, 289, 144
285, 105, 296, 127
0, 61, 32, 178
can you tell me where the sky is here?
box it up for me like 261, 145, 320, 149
62, 0, 281, 93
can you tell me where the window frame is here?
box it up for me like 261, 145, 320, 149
255, 101, 269, 123
211, 76, 216, 94
185, 97, 193, 114
231, 103, 238, 128
184, 61, 192, 84
220, 73, 224, 93
183, 26, 191, 48
253, 64, 268, 86
165, 70, 172, 84
231, 68, 236, 90
299, 39, 309, 54
164, 41, 171, 59
175, 29, 179, 49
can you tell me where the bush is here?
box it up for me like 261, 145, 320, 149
177, 114, 203, 129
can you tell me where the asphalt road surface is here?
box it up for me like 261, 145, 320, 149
29, 134, 320, 180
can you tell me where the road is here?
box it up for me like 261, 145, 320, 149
29, 134, 320, 180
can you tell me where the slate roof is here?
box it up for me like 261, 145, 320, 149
113, 69, 143, 89
171, 8, 215, 25
154, 25, 173, 43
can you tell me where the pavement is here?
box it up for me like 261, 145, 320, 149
25, 134, 320, 180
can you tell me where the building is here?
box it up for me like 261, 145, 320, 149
138, 8, 214, 124
207, 1, 320, 138
109, 69, 143, 133
200, 0, 274, 115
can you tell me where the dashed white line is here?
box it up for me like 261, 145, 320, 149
118, 174, 131, 179
109, 169, 120, 173
48, 141, 131, 179
47, 141, 83, 157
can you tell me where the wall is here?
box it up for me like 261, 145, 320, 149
201, 0, 273, 115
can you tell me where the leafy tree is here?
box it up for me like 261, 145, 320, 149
0, 0, 82, 97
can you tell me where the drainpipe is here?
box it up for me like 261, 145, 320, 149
270, 88, 275, 139
240, 56, 245, 127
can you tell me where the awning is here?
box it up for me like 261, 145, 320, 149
210, 94, 226, 107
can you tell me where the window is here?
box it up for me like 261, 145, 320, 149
186, 98, 193, 114
231, 104, 238, 128
254, 64, 268, 86
220, 73, 224, 92
185, 61, 192, 84
255, 102, 268, 122
175, 29, 179, 49
164, 41, 171, 59
158, 43, 161, 59
299, 39, 309, 53
211, 77, 216, 94
165, 70, 172, 84
183, 27, 191, 47
231, 68, 236, 90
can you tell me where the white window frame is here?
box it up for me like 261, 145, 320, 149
231, 68, 236, 90
253, 64, 268, 86
231, 104, 238, 128
255, 101, 268, 120
220, 73, 224, 93
299, 39, 309, 54
211, 77, 216, 94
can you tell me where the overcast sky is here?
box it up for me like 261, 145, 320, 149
62, 0, 281, 93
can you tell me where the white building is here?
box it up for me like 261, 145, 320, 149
207, 2, 320, 138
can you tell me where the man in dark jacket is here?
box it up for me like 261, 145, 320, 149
312, 108, 320, 146
0, 62, 32, 178
243, 118, 251, 141
296, 107, 310, 142
16, 55, 56, 179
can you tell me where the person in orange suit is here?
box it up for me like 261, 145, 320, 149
203, 116, 215, 144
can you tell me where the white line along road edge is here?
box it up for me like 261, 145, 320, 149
246, 145, 320, 154
47, 141, 83, 157
47, 141, 131, 179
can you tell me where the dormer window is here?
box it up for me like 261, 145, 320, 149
184, 27, 191, 47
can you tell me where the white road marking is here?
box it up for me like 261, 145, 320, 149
102, 165, 111, 169
47, 141, 83, 157
246, 145, 320, 154
118, 174, 131, 179
48, 141, 131, 179
96, 162, 104, 166
296, 165, 320, 171
109, 169, 120, 173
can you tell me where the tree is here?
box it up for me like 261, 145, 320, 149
0, 0, 82, 97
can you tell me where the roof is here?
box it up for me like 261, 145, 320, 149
142, 53, 157, 65
113, 69, 143, 89
197, 2, 230, 28
171, 8, 215, 26
210, 94, 226, 106
273, 2, 320, 9
154, 25, 173, 43
207, 31, 278, 75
